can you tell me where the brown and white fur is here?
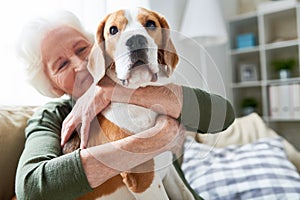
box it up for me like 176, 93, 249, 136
64, 7, 195, 200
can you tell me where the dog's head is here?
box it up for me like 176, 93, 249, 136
93, 7, 178, 88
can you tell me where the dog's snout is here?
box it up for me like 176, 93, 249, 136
126, 34, 148, 50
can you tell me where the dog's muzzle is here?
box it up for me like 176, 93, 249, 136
118, 34, 158, 86
126, 34, 149, 69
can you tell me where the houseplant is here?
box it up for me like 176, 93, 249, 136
271, 58, 296, 79
241, 97, 258, 116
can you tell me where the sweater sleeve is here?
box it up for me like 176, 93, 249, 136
179, 86, 235, 133
15, 99, 92, 200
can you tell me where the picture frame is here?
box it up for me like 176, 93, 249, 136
239, 64, 258, 82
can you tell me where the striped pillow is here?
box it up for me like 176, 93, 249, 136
182, 136, 300, 200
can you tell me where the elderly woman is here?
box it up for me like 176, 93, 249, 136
15, 11, 234, 200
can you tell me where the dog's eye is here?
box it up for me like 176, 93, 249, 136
109, 26, 119, 35
145, 20, 156, 30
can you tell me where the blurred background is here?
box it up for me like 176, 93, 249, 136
0, 0, 230, 105
1, 0, 299, 148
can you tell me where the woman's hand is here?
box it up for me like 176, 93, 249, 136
61, 77, 115, 149
142, 115, 186, 155
61, 75, 183, 149
80, 115, 186, 188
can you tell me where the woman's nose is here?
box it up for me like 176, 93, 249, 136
72, 56, 88, 72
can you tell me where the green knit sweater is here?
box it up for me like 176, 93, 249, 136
15, 86, 234, 200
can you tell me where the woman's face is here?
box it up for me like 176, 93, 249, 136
41, 26, 93, 99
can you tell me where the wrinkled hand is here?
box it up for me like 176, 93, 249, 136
154, 115, 186, 155
61, 81, 113, 149
61, 84, 97, 149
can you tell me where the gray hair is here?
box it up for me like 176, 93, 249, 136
16, 10, 94, 97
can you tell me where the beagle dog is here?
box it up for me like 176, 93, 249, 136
64, 7, 195, 200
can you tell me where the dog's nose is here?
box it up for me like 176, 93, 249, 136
126, 34, 148, 50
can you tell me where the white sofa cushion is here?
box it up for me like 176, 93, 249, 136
197, 113, 300, 171
182, 136, 300, 199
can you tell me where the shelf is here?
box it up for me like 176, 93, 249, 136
264, 116, 300, 122
227, 11, 257, 23
263, 5, 297, 45
264, 39, 298, 50
267, 77, 300, 85
265, 45, 299, 80
228, 12, 258, 50
232, 77, 300, 88
257, 2, 298, 15
231, 81, 263, 88
230, 46, 260, 55
228, 3, 300, 142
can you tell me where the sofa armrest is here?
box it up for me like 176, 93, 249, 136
0, 106, 35, 200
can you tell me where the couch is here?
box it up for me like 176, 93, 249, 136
0, 106, 35, 200
1, 106, 299, 200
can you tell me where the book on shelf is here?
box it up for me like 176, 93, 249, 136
269, 85, 280, 118
279, 84, 291, 119
269, 84, 300, 120
291, 84, 300, 119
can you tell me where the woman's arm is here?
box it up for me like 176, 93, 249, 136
16, 99, 91, 200
110, 82, 183, 119
16, 98, 183, 199
110, 82, 235, 133
81, 115, 183, 188
179, 86, 235, 133
61, 76, 235, 147
61, 76, 183, 148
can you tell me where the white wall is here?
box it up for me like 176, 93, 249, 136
149, 0, 234, 101
219, 0, 238, 18
150, 0, 187, 31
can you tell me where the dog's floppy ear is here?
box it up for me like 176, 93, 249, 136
87, 44, 105, 83
156, 12, 179, 77
96, 13, 114, 49
96, 16, 107, 46
96, 14, 114, 70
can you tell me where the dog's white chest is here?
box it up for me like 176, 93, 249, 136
102, 103, 158, 133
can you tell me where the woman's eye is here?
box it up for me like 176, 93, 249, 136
76, 46, 87, 54
109, 26, 118, 35
58, 60, 69, 70
145, 20, 156, 30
